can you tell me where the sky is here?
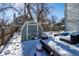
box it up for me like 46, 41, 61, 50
0, 3, 65, 23
51, 3, 64, 22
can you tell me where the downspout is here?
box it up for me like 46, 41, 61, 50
64, 3, 67, 32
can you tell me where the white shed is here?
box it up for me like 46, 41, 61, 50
21, 21, 43, 41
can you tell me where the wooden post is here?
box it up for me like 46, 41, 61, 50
1, 27, 4, 45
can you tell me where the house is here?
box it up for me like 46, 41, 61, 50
12, 15, 30, 26
12, 15, 30, 31
12, 15, 54, 31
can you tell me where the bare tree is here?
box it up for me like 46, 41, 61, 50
51, 15, 57, 24
24, 3, 34, 20
0, 3, 55, 25
61, 18, 65, 25
0, 3, 21, 26
0, 3, 19, 12
36, 3, 49, 22
23, 3, 51, 22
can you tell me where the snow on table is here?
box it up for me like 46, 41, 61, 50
54, 36, 79, 56
42, 32, 79, 56
0, 32, 23, 56
41, 37, 72, 56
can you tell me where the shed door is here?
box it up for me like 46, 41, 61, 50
28, 24, 37, 40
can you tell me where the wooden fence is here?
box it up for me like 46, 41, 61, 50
0, 27, 18, 46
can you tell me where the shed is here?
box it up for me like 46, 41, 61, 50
21, 21, 43, 41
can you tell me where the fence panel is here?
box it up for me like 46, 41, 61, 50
0, 27, 18, 46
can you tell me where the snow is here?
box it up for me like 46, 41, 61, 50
43, 31, 58, 37
0, 32, 48, 56
48, 41, 56, 47
36, 42, 42, 51
0, 45, 4, 54
21, 40, 48, 56
42, 32, 79, 56
55, 35, 71, 41
54, 36, 79, 55
54, 36, 79, 51
41, 37, 72, 56
0, 32, 23, 56
1, 31, 79, 56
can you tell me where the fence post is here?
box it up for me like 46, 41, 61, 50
2, 27, 5, 45
1, 28, 4, 45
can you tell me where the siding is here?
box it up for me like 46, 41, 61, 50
65, 3, 79, 32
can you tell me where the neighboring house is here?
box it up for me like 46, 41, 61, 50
12, 15, 30, 31
12, 15, 30, 26
12, 15, 54, 31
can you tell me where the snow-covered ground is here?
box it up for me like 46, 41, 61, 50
0, 32, 48, 56
0, 45, 4, 54
0, 32, 23, 56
